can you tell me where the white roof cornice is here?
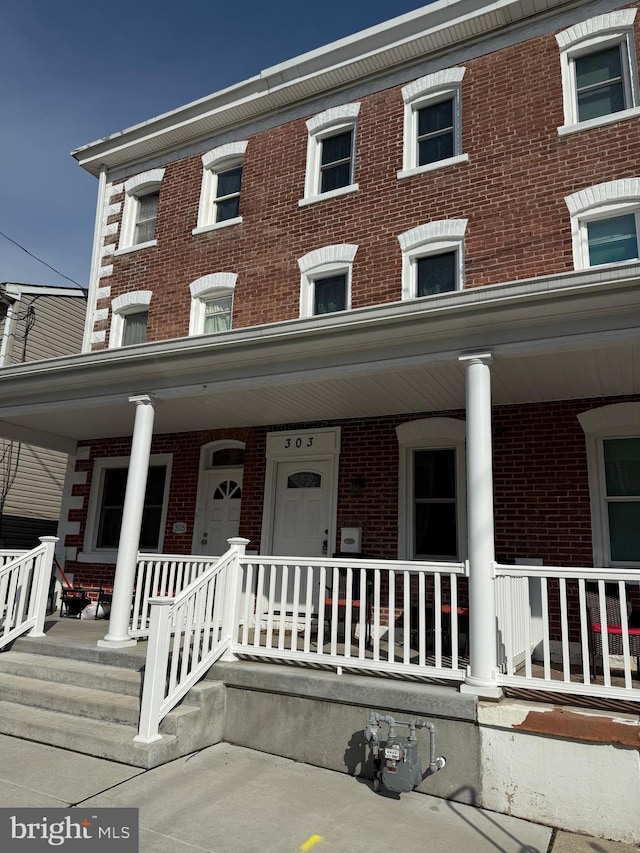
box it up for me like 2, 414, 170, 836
72, 0, 579, 176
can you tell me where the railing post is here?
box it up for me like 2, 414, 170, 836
459, 353, 502, 699
220, 537, 250, 662
134, 598, 173, 743
28, 536, 58, 638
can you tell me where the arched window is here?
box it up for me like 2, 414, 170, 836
109, 290, 152, 348
117, 169, 165, 252
189, 273, 237, 334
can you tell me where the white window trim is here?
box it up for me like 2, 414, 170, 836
299, 103, 360, 207
578, 402, 640, 568
297, 244, 357, 318
398, 67, 468, 180
398, 219, 467, 300
396, 417, 466, 561
116, 169, 164, 253
565, 179, 640, 269
192, 141, 247, 235
556, 10, 640, 135
109, 290, 152, 348
79, 453, 173, 563
188, 273, 237, 335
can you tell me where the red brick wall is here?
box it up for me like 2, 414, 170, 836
65, 394, 639, 589
93, 5, 640, 348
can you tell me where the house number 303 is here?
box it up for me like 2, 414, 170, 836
284, 436, 314, 449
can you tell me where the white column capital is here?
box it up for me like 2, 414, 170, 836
459, 352, 493, 366
129, 394, 155, 407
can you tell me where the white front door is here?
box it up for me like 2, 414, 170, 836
200, 468, 243, 555
272, 460, 332, 557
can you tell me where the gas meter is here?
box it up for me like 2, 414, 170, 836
365, 712, 446, 794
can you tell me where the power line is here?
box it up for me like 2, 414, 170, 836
0, 229, 88, 297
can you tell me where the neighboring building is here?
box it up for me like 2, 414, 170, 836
0, 283, 85, 548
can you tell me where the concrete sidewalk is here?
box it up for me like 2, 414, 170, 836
0, 734, 635, 853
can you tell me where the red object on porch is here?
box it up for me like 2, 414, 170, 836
592, 623, 640, 636
441, 605, 469, 616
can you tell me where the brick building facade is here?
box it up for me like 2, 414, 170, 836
0, 0, 639, 606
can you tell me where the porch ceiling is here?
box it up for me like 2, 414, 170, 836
0, 266, 638, 451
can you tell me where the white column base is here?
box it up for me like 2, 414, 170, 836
460, 678, 503, 700
98, 635, 138, 649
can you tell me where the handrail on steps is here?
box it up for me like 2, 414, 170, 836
134, 537, 249, 744
0, 537, 58, 651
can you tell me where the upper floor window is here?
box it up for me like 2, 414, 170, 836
578, 402, 640, 567
189, 273, 236, 334
556, 10, 640, 135
117, 169, 164, 253
565, 180, 640, 269
398, 220, 467, 300
398, 68, 467, 179
193, 141, 247, 235
297, 244, 358, 317
109, 290, 152, 348
300, 103, 360, 207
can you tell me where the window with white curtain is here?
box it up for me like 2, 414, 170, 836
189, 273, 236, 335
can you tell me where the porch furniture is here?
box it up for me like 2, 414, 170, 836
324, 566, 368, 645
441, 604, 469, 657
59, 588, 91, 619
586, 587, 640, 679
95, 581, 112, 619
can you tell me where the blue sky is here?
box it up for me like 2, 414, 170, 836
0, 0, 424, 290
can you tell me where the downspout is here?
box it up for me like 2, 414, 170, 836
0, 293, 18, 367
82, 165, 107, 354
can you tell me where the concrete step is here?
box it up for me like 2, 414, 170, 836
0, 699, 175, 768
0, 650, 142, 697
0, 642, 227, 767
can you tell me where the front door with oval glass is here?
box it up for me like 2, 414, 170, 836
200, 469, 243, 555
271, 460, 332, 557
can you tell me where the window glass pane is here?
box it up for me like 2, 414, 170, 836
415, 504, 457, 559
134, 192, 159, 243
216, 196, 240, 222
417, 100, 454, 165
320, 131, 353, 192
211, 448, 245, 467
416, 251, 457, 296
314, 274, 347, 315
587, 214, 638, 266
122, 311, 148, 346
575, 46, 626, 121
204, 295, 232, 333
216, 166, 242, 198
414, 449, 456, 499
214, 480, 242, 500
608, 503, 640, 561
321, 132, 352, 166
604, 438, 640, 495
97, 465, 166, 550
287, 472, 322, 488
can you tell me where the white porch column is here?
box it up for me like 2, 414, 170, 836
459, 353, 502, 699
99, 395, 155, 648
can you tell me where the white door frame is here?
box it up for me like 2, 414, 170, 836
192, 439, 245, 554
261, 427, 341, 556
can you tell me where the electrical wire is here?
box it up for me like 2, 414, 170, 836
0, 229, 88, 297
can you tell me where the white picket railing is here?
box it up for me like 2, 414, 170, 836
495, 563, 640, 701
234, 556, 468, 679
0, 537, 58, 650
134, 540, 245, 743
131, 553, 221, 637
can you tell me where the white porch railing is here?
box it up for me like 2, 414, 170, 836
134, 544, 468, 741
131, 553, 221, 637
495, 563, 640, 702
0, 537, 58, 650
236, 556, 468, 679
135, 540, 245, 743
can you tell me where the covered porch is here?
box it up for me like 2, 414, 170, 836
0, 264, 639, 720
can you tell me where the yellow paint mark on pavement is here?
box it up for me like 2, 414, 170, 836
299, 834, 323, 851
